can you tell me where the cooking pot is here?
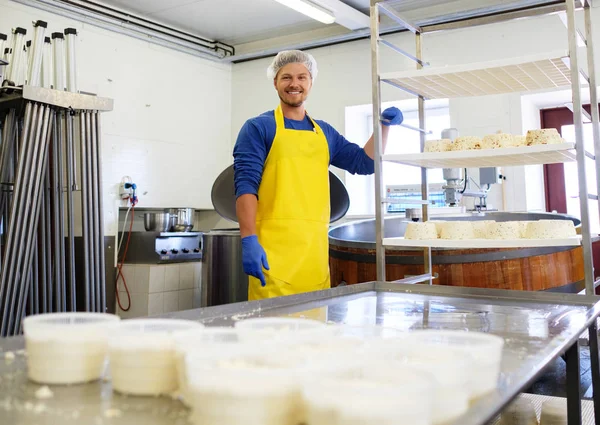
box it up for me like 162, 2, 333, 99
143, 212, 173, 232
166, 207, 195, 232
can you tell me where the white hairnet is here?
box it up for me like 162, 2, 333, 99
267, 50, 318, 81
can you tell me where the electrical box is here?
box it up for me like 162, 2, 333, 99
480, 167, 501, 185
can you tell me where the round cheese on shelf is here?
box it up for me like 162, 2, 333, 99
404, 222, 438, 240
424, 139, 452, 152
524, 220, 576, 239
439, 222, 475, 240
513, 135, 527, 147
500, 397, 538, 425
525, 129, 564, 146
540, 399, 567, 425
432, 221, 445, 238
481, 133, 514, 149
518, 221, 534, 239
451, 136, 483, 150
472, 221, 495, 239
486, 222, 522, 240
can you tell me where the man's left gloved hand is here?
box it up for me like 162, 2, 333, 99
381, 107, 404, 126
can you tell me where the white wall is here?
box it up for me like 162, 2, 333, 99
230, 9, 593, 215
1, 0, 233, 236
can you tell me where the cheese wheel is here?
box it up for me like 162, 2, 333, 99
525, 129, 563, 146
472, 221, 495, 239
481, 134, 514, 149
451, 136, 483, 151
404, 222, 438, 240
540, 399, 567, 425
440, 222, 475, 240
500, 397, 538, 425
424, 139, 452, 152
432, 221, 445, 238
486, 222, 522, 239
525, 220, 576, 239
513, 136, 527, 147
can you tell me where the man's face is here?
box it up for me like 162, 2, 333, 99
273, 63, 312, 108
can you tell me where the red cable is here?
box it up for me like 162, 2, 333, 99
116, 203, 134, 311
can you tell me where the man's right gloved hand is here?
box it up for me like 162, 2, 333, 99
241, 235, 269, 287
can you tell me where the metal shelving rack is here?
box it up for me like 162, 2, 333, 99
369, 0, 600, 297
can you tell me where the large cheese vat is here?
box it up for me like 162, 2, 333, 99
328, 212, 584, 292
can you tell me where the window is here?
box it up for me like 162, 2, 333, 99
343, 101, 450, 216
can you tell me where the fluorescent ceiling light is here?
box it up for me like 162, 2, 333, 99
274, 0, 336, 24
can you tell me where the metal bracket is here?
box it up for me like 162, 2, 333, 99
377, 2, 422, 34
378, 38, 429, 67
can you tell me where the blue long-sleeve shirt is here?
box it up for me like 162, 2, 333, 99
233, 110, 374, 197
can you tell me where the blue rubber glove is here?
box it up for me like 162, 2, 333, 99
381, 107, 404, 126
241, 235, 270, 287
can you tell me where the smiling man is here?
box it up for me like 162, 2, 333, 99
233, 50, 404, 301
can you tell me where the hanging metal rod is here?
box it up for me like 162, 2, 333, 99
378, 38, 429, 67
377, 2, 422, 34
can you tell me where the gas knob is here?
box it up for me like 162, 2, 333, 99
193, 248, 200, 253
182, 248, 190, 253
160, 249, 168, 255
171, 249, 179, 254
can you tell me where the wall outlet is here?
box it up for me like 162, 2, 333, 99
119, 182, 130, 199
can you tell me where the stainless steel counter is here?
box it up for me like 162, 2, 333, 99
1, 282, 600, 425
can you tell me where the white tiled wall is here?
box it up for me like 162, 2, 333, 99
115, 262, 202, 319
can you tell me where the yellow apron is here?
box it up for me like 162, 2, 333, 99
248, 105, 331, 301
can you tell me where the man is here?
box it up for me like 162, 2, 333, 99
233, 50, 403, 301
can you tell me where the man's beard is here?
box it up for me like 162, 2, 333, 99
278, 91, 305, 108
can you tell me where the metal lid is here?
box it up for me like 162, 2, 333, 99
210, 165, 350, 224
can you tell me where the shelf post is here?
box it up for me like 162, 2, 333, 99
567, 0, 595, 295
416, 32, 433, 283
584, 1, 600, 265
370, 0, 386, 282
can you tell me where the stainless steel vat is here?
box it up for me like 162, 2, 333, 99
201, 229, 246, 307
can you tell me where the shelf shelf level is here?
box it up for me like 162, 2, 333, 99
383, 236, 582, 249
383, 143, 576, 168
380, 50, 572, 99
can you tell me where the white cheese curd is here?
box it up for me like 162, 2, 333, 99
404, 222, 438, 240
525, 220, 576, 239
439, 222, 475, 240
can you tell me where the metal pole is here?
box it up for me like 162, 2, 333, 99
51, 112, 63, 312
26, 21, 47, 88
38, 190, 47, 314
416, 32, 432, 284
0, 103, 36, 335
16, 110, 53, 330
44, 165, 52, 312
95, 113, 106, 312
65, 112, 76, 311
565, 342, 583, 425
32, 237, 39, 315
584, 4, 600, 249
85, 111, 97, 311
370, 1, 386, 282
90, 112, 101, 312
566, 0, 595, 295
79, 112, 91, 311
0, 110, 17, 221
6, 105, 50, 335
57, 112, 66, 312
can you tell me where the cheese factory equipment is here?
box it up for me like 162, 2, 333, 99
329, 212, 584, 291
0, 22, 113, 336
440, 128, 497, 210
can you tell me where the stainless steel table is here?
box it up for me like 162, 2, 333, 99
1, 281, 600, 425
